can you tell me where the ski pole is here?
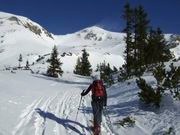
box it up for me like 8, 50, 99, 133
75, 90, 85, 122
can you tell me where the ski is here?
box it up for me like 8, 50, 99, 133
88, 120, 102, 135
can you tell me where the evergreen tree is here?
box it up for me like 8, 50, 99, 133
146, 28, 172, 65
122, 4, 150, 78
169, 63, 176, 77
74, 49, 92, 76
47, 45, 63, 78
164, 64, 180, 99
153, 62, 166, 86
95, 64, 100, 72
137, 78, 162, 107
99, 61, 114, 86
73, 57, 82, 74
145, 28, 157, 66
133, 5, 150, 76
122, 3, 172, 79
113, 66, 118, 73
171, 67, 180, 99
18, 54, 23, 68
80, 49, 92, 76
99, 62, 106, 81
163, 63, 176, 89
25, 60, 30, 70
106, 63, 114, 85
152, 63, 166, 99
155, 63, 180, 100
155, 28, 172, 62
122, 3, 134, 78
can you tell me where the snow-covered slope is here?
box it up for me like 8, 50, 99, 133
0, 11, 180, 73
54, 26, 126, 71
108, 78, 180, 135
0, 12, 55, 68
0, 70, 180, 135
0, 11, 180, 135
0, 11, 125, 72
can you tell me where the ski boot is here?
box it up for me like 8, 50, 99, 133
93, 124, 101, 135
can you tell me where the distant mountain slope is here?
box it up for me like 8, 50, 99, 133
0, 11, 179, 72
54, 26, 126, 71
0, 12, 55, 68
0, 12, 54, 39
0, 12, 126, 71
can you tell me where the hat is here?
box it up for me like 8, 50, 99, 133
92, 72, 100, 80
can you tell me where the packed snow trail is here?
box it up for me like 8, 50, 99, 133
13, 90, 114, 135
1, 71, 180, 135
8, 71, 113, 135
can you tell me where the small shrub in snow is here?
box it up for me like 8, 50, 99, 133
164, 64, 180, 100
115, 116, 135, 127
136, 78, 162, 107
24, 60, 30, 70
127, 82, 131, 85
164, 127, 176, 135
36, 55, 45, 62
18, 54, 23, 68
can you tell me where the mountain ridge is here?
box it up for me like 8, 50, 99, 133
0, 11, 179, 72
0, 11, 127, 71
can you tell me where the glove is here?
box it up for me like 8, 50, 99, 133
103, 106, 107, 110
81, 92, 84, 96
81, 89, 85, 96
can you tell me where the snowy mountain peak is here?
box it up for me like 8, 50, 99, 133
0, 12, 54, 39
75, 26, 123, 41
0, 12, 56, 68
80, 26, 109, 33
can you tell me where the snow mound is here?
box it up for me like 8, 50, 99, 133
107, 77, 180, 135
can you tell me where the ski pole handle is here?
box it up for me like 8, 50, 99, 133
81, 89, 85, 96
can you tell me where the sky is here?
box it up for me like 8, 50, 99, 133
0, 0, 180, 35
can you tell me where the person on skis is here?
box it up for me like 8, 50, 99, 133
81, 74, 107, 135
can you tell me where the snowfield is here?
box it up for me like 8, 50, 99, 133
0, 11, 180, 135
0, 70, 180, 135
0, 12, 125, 71
0, 70, 112, 135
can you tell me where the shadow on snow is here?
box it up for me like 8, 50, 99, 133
35, 108, 90, 135
81, 98, 158, 119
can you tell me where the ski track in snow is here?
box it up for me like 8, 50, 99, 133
12, 76, 180, 135
81, 95, 115, 135
102, 111, 117, 135
12, 97, 44, 135
55, 92, 73, 134
13, 89, 107, 135
10, 74, 180, 135
18, 93, 115, 135
34, 96, 57, 135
